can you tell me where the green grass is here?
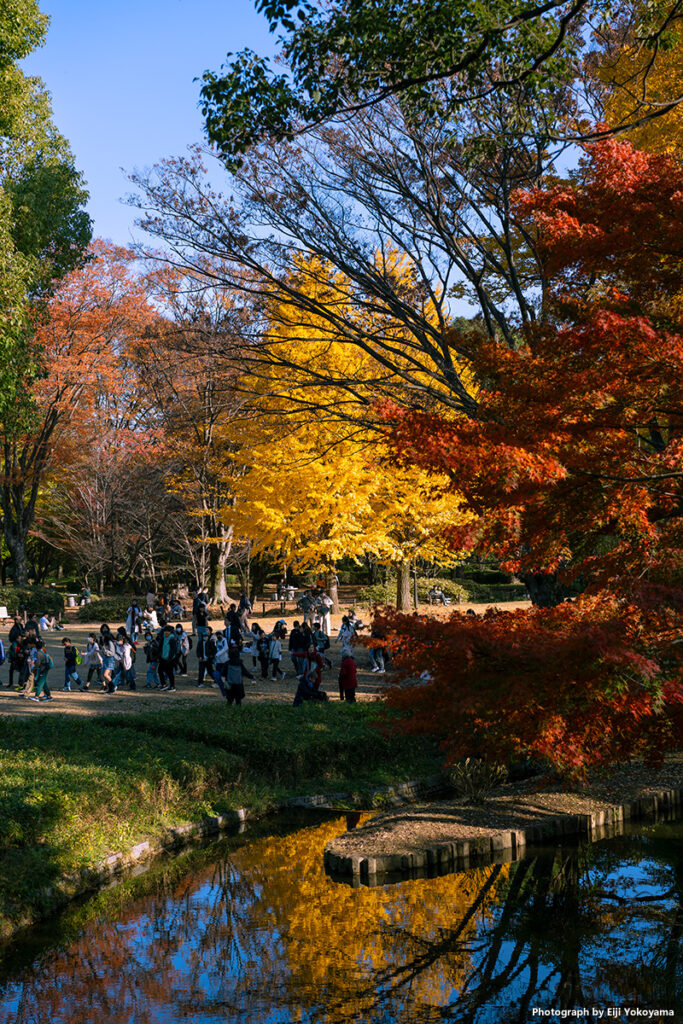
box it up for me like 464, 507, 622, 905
0, 703, 442, 934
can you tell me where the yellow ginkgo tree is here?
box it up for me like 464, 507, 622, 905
214, 254, 476, 608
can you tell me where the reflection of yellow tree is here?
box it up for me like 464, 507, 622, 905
230, 817, 509, 1021
0, 819, 508, 1024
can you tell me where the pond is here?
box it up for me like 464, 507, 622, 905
0, 814, 681, 1023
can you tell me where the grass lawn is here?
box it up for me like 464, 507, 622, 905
0, 701, 443, 936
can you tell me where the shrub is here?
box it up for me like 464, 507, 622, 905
459, 580, 528, 603
0, 586, 64, 617
77, 596, 135, 623
358, 577, 470, 606
443, 758, 509, 804
416, 577, 469, 603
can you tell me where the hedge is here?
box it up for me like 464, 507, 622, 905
77, 596, 136, 624
0, 586, 64, 618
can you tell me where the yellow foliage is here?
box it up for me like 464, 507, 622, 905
229, 816, 510, 1020
216, 255, 476, 569
599, 29, 683, 154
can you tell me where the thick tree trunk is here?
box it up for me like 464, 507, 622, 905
210, 526, 233, 604
327, 571, 340, 613
4, 523, 29, 585
521, 571, 572, 608
396, 561, 411, 610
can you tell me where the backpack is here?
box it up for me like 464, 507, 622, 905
226, 663, 242, 685
45, 653, 54, 671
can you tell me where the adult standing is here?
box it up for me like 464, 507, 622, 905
196, 626, 216, 686
195, 595, 209, 643
221, 603, 242, 646
316, 591, 333, 635
237, 592, 252, 630
157, 625, 179, 692
125, 600, 141, 641
297, 590, 316, 629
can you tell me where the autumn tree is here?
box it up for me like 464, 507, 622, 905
193, 254, 473, 609
127, 273, 258, 601
378, 136, 683, 773
591, 2, 683, 154
0, 243, 155, 583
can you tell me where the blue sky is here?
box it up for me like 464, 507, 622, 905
22, 0, 276, 244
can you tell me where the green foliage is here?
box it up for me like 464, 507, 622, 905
443, 758, 509, 805
199, 0, 588, 165
461, 566, 513, 585
459, 580, 528, 603
358, 575, 523, 606
76, 596, 136, 624
0, 584, 63, 615
0, 703, 442, 931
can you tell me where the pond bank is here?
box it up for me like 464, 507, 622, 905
0, 702, 443, 940
324, 752, 683, 884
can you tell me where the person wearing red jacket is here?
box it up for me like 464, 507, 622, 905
338, 646, 357, 702
304, 645, 324, 689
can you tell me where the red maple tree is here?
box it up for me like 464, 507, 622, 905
378, 137, 683, 774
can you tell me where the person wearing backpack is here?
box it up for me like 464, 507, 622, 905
224, 642, 254, 706
158, 625, 180, 692
213, 631, 230, 695
143, 631, 161, 688
269, 632, 285, 681
288, 621, 305, 677
256, 627, 270, 680
29, 640, 54, 702
81, 634, 102, 688
61, 637, 85, 692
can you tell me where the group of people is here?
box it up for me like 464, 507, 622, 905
2, 586, 390, 708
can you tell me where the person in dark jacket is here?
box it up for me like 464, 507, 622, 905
224, 644, 253, 705
221, 603, 242, 646
158, 625, 180, 691
196, 627, 217, 686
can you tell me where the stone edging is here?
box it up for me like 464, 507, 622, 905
323, 787, 683, 884
7, 776, 440, 941
10, 809, 248, 942
283, 776, 443, 810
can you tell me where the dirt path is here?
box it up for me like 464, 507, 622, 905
0, 600, 531, 717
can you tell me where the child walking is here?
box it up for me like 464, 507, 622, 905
61, 638, 84, 692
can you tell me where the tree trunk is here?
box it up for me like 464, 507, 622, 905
210, 526, 233, 604
396, 561, 411, 610
521, 571, 572, 608
327, 571, 340, 613
4, 522, 29, 585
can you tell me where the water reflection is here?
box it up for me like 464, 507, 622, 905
0, 819, 681, 1023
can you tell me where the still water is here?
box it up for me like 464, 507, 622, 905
0, 815, 681, 1024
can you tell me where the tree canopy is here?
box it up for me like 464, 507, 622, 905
200, 0, 683, 165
